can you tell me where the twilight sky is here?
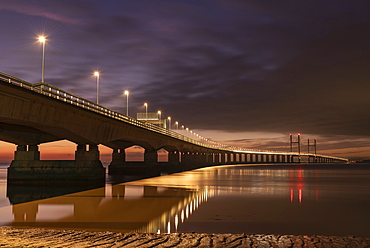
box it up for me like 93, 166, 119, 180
0, 0, 370, 161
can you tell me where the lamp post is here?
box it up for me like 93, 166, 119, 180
94, 71, 100, 104
167, 117, 171, 130
175, 121, 179, 130
124, 90, 129, 116
157, 111, 162, 126
38, 36, 46, 83
144, 103, 148, 120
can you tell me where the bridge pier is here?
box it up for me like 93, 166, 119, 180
108, 148, 161, 175
108, 149, 126, 174
226, 153, 231, 164
144, 149, 158, 166
8, 144, 105, 182
277, 155, 282, 163
213, 153, 217, 164
168, 151, 180, 166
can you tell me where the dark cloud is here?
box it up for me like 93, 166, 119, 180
1, 0, 370, 158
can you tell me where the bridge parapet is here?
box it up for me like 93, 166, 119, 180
0, 71, 349, 162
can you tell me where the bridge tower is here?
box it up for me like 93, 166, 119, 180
307, 138, 317, 163
290, 133, 301, 163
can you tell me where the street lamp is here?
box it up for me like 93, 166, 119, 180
175, 121, 179, 130
124, 90, 129, 116
38, 36, 46, 83
157, 111, 162, 126
94, 71, 100, 104
167, 117, 171, 130
144, 103, 148, 120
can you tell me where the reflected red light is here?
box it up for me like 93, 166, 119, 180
290, 189, 294, 202
298, 169, 302, 179
298, 189, 302, 203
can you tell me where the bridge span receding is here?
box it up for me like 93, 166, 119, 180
0, 72, 348, 182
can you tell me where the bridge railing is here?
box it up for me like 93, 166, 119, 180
0, 72, 348, 161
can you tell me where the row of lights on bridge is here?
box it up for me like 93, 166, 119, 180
36, 35, 206, 144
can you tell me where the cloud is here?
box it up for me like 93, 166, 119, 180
1, 0, 370, 159
0, 1, 86, 25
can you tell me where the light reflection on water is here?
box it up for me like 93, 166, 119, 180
0, 163, 370, 237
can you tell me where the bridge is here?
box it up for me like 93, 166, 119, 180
0, 72, 348, 181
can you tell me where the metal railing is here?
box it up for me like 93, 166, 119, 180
0, 72, 348, 161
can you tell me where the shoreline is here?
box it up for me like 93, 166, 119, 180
1, 227, 370, 247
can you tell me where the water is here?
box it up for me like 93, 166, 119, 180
0, 163, 370, 237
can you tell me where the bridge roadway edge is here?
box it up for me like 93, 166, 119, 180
0, 78, 347, 182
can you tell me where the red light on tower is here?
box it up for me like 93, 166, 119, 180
298, 133, 301, 136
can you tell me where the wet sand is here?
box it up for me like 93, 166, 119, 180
1, 227, 369, 247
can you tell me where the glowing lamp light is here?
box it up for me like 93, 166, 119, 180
124, 90, 129, 116
38, 36, 46, 43
94, 71, 100, 104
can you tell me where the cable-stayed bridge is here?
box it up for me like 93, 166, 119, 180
0, 72, 348, 181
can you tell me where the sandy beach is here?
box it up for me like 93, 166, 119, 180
1, 227, 370, 247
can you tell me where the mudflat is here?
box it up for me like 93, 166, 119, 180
0, 227, 369, 247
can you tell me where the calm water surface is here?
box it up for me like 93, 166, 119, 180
0, 163, 369, 237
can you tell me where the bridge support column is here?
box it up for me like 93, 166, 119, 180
75, 144, 100, 161
168, 151, 180, 166
207, 153, 214, 164
199, 153, 207, 165
144, 149, 158, 166
181, 152, 190, 165
13, 145, 40, 161
246, 153, 251, 163
266, 154, 270, 163
226, 153, 231, 164
256, 154, 260, 163
278, 155, 282, 163
108, 149, 126, 174
271, 154, 276, 163
213, 153, 220, 164
239, 154, 243, 163
8, 144, 105, 182
249, 154, 254, 163
219, 153, 225, 164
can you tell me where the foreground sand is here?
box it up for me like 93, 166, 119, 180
1, 227, 370, 247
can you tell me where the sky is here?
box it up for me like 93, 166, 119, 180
0, 0, 370, 162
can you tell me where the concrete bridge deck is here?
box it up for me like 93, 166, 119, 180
0, 72, 348, 181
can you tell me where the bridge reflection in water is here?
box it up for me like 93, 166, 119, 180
2, 164, 357, 235
5, 182, 214, 234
